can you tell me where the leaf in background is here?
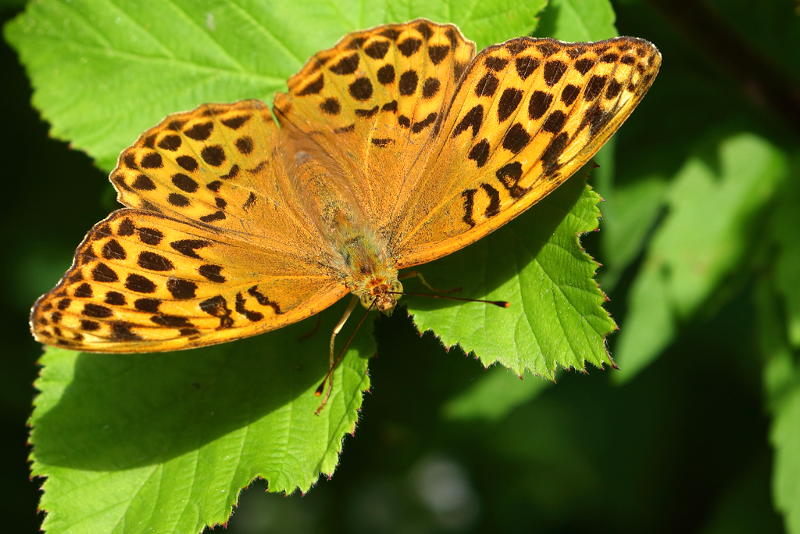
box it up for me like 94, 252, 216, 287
612, 258, 674, 381
7, 0, 287, 171
31, 306, 372, 534
757, 282, 800, 534
599, 174, 667, 289
442, 366, 549, 421
614, 130, 786, 382
536, 0, 617, 41
774, 158, 800, 348
0, 0, 25, 13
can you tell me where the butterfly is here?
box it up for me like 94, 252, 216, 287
31, 19, 660, 360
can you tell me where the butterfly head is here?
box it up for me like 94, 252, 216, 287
355, 277, 403, 314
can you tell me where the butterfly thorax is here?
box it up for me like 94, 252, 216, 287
289, 147, 402, 313
325, 206, 402, 313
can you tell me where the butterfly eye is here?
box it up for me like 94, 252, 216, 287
389, 280, 404, 296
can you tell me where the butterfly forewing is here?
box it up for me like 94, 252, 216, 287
392, 36, 661, 267
273, 19, 475, 224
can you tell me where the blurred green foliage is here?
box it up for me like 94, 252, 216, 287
1, 0, 799, 532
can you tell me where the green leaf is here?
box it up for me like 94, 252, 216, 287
612, 257, 674, 382
770, 391, 800, 534
407, 171, 617, 379
774, 158, 800, 348
442, 366, 549, 421
599, 173, 667, 289
536, 0, 617, 41
614, 130, 787, 382
31, 305, 371, 534
757, 282, 800, 534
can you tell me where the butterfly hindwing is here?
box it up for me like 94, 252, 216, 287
31, 210, 347, 352
392, 36, 661, 267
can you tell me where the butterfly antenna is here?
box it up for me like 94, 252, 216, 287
389, 291, 509, 308
398, 270, 508, 307
314, 297, 375, 415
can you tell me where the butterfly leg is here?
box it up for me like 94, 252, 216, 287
315, 295, 358, 415
400, 270, 461, 294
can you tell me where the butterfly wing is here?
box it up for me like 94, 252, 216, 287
390, 36, 661, 267
32, 101, 350, 353
31, 209, 347, 352
31, 28, 660, 352
272, 19, 476, 225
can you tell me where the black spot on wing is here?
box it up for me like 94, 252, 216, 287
235, 293, 264, 322
199, 264, 226, 283
297, 75, 324, 96
399, 70, 419, 96
496, 162, 525, 197
171, 239, 211, 259
515, 56, 539, 80
428, 45, 449, 64
349, 77, 373, 100
502, 123, 530, 153
453, 105, 483, 138
481, 183, 501, 217
126, 274, 156, 293
248, 286, 283, 314
497, 88, 523, 122
461, 189, 477, 227
475, 72, 499, 97
167, 278, 197, 299
468, 139, 490, 167
200, 295, 233, 328
365, 41, 390, 59
528, 91, 552, 119
398, 38, 422, 56
377, 64, 395, 84
329, 53, 359, 74
543, 60, 566, 86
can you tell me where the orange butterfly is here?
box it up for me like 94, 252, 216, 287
31, 20, 659, 367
